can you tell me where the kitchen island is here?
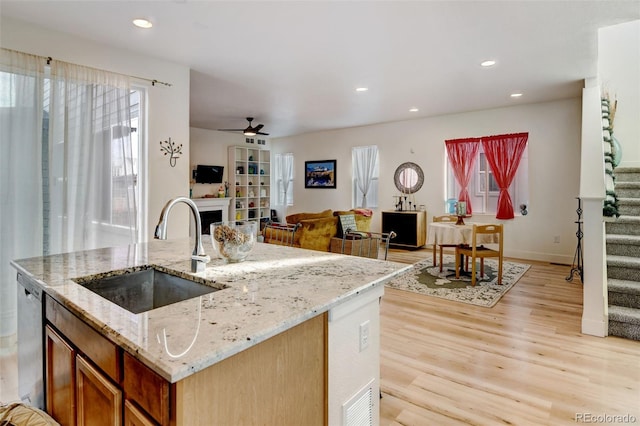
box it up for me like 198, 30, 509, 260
12, 239, 410, 425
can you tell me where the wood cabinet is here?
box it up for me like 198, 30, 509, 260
172, 313, 326, 425
43, 294, 326, 426
76, 355, 122, 426
45, 325, 76, 426
382, 210, 427, 249
45, 296, 163, 426
123, 352, 169, 425
124, 401, 157, 426
228, 145, 271, 222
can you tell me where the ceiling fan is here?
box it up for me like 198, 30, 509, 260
218, 117, 269, 136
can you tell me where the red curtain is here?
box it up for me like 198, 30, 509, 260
445, 138, 480, 215
481, 132, 529, 219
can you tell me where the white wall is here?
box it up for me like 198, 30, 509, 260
1, 16, 191, 241
599, 20, 640, 168
272, 98, 582, 264
189, 128, 273, 199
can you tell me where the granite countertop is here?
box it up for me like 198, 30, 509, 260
11, 239, 410, 383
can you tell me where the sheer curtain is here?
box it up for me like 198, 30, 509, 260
275, 153, 294, 207
48, 61, 137, 253
0, 49, 139, 345
445, 137, 480, 215
0, 49, 46, 344
481, 132, 529, 219
353, 145, 379, 208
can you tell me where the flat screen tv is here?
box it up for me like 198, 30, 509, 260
195, 165, 224, 184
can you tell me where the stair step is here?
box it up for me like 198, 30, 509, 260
617, 198, 640, 216
607, 255, 640, 281
608, 305, 640, 341
606, 234, 640, 256
608, 279, 640, 308
606, 168, 640, 341
614, 167, 640, 182
615, 182, 640, 198
606, 215, 640, 236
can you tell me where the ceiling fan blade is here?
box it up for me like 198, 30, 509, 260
256, 131, 269, 136
254, 124, 264, 132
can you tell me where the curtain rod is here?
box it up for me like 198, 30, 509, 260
44, 56, 172, 87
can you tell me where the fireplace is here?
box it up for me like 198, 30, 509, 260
200, 210, 222, 235
192, 198, 231, 236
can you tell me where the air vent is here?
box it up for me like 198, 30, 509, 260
342, 379, 374, 426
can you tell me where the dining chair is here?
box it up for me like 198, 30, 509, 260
455, 224, 503, 286
432, 215, 460, 272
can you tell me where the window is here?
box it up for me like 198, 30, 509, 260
446, 144, 528, 215
102, 89, 144, 230
274, 153, 294, 206
352, 146, 379, 208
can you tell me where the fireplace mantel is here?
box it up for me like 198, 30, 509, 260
193, 197, 230, 222
192, 197, 230, 227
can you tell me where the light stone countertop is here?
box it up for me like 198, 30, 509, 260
11, 239, 411, 382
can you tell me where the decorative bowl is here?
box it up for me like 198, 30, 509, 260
210, 221, 258, 263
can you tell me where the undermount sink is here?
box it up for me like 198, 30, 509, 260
74, 266, 226, 314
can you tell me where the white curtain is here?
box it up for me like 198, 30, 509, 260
352, 145, 379, 208
0, 49, 46, 342
275, 153, 294, 207
48, 61, 137, 253
0, 49, 138, 344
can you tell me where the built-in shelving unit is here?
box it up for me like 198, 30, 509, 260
228, 146, 270, 222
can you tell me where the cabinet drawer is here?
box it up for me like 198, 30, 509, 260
46, 295, 121, 382
124, 352, 170, 426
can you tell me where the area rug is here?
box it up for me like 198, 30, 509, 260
386, 255, 531, 307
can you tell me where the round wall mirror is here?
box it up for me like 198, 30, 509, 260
394, 162, 424, 194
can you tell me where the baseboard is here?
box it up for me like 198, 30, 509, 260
506, 249, 574, 265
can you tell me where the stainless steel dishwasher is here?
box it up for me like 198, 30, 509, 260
16, 272, 45, 409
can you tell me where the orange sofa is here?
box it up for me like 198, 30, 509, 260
282, 209, 373, 252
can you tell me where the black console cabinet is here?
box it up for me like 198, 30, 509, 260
381, 211, 427, 249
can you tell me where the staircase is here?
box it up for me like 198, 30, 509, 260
606, 167, 640, 340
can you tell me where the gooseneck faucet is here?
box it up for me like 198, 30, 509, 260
155, 197, 210, 272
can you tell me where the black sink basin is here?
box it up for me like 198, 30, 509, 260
74, 266, 226, 314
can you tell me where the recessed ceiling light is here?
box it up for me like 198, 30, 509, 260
355, 87, 369, 92
480, 60, 496, 67
133, 19, 153, 29
409, 108, 419, 112
510, 93, 523, 98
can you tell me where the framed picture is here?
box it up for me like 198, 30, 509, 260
305, 160, 336, 188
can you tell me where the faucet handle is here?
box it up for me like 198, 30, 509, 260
191, 254, 211, 273
192, 254, 211, 264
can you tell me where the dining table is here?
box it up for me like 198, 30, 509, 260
427, 221, 500, 277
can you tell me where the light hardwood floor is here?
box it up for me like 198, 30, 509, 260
2, 248, 638, 425
381, 248, 640, 425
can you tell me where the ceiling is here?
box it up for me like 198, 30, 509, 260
2, 1, 639, 138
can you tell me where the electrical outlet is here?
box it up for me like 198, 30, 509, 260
359, 320, 370, 352
554, 236, 560, 244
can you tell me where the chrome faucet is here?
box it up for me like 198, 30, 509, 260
154, 197, 210, 273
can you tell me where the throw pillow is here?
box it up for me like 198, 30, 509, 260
337, 214, 357, 238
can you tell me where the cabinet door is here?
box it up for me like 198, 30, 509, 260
124, 400, 158, 426
382, 211, 426, 248
46, 325, 76, 426
123, 352, 170, 425
76, 355, 122, 426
